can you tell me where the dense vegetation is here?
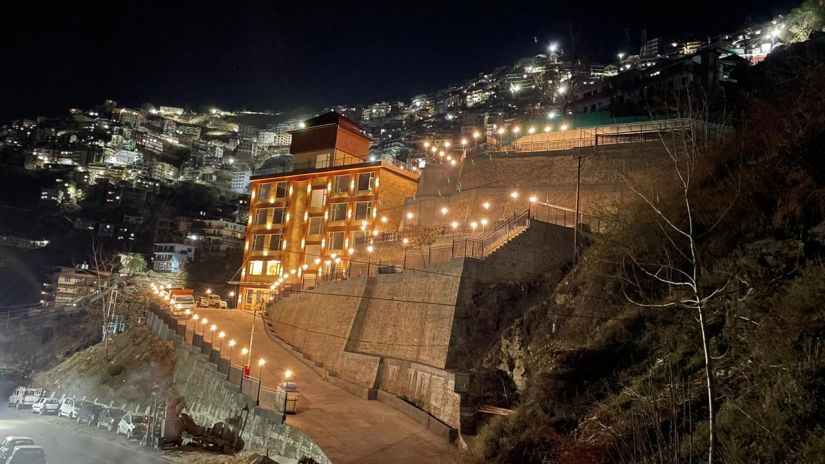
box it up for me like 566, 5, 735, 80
468, 37, 825, 463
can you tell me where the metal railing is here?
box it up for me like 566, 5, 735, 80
529, 202, 614, 234
253, 153, 420, 177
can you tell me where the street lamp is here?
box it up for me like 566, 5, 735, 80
199, 317, 208, 335
256, 358, 266, 405
282, 370, 294, 422
209, 324, 217, 343
511, 191, 519, 218
481, 218, 488, 234
227, 339, 236, 369
206, 288, 212, 295
218, 331, 226, 351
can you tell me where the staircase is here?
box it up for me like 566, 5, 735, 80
480, 223, 529, 257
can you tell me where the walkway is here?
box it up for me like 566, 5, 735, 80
190, 308, 459, 464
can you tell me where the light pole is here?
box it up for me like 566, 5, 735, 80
256, 358, 266, 405
217, 331, 226, 351
366, 245, 374, 276
282, 369, 293, 422
227, 340, 236, 365
209, 324, 217, 343
510, 191, 519, 219
241, 347, 249, 376
199, 317, 208, 336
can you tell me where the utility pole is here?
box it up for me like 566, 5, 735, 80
573, 155, 581, 263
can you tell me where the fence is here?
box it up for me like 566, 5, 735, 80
529, 202, 614, 234
146, 306, 288, 418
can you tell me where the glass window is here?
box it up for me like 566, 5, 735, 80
269, 234, 282, 250
265, 260, 281, 276
315, 153, 330, 168
310, 189, 326, 208
357, 172, 374, 191
252, 234, 266, 251
330, 203, 347, 221
355, 201, 372, 220
272, 207, 285, 224
275, 182, 288, 198
249, 260, 264, 275
254, 208, 269, 225
353, 230, 369, 245
328, 231, 345, 250
333, 175, 349, 194
308, 217, 323, 235
258, 183, 273, 200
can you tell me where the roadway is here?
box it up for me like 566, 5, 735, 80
0, 405, 166, 464
189, 308, 459, 464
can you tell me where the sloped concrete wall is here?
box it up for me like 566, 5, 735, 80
173, 344, 329, 464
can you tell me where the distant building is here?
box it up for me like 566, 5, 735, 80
115, 108, 144, 127
190, 219, 246, 254
231, 168, 252, 194
105, 149, 141, 166
149, 161, 179, 183
43, 266, 109, 308
159, 106, 184, 116
152, 243, 195, 272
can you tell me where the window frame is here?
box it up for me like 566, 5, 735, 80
330, 202, 347, 222
354, 201, 372, 220
357, 172, 375, 191
332, 175, 349, 194
328, 231, 345, 250
307, 217, 323, 235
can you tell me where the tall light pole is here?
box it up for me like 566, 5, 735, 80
209, 324, 217, 343
217, 331, 226, 351
256, 358, 266, 405
282, 369, 293, 422
199, 317, 208, 336
510, 191, 519, 219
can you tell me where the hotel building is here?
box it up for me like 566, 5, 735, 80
238, 112, 419, 309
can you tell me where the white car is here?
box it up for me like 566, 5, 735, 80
58, 397, 80, 418
31, 398, 60, 415
0, 437, 35, 461
116, 413, 150, 440
9, 387, 46, 409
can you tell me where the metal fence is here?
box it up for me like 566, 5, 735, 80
529, 202, 614, 234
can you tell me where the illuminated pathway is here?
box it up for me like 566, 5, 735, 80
191, 309, 458, 464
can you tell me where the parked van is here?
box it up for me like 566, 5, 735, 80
169, 289, 195, 314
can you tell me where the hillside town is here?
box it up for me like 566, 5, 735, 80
1, 1, 825, 464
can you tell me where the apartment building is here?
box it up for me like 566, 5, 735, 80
238, 112, 419, 309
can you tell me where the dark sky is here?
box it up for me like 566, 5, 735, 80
0, 0, 796, 122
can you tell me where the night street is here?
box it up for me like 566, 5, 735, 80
0, 405, 166, 464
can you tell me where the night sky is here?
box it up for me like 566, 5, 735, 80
0, 0, 797, 122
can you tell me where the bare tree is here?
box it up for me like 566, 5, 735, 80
90, 239, 122, 360
619, 116, 744, 464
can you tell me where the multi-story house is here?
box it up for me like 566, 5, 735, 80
43, 266, 110, 308
238, 112, 419, 309
152, 243, 196, 272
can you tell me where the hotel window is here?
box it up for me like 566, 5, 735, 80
354, 201, 372, 220
330, 203, 347, 222
308, 217, 323, 235
265, 260, 282, 276
272, 207, 285, 224
310, 189, 326, 208
249, 260, 264, 275
333, 175, 349, 194
275, 182, 288, 198
258, 183, 273, 200
357, 172, 374, 191
251, 234, 267, 251
269, 233, 283, 250
328, 231, 345, 250
353, 230, 370, 245
254, 208, 270, 225
315, 153, 331, 168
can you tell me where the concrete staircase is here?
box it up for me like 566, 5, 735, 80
480, 224, 529, 258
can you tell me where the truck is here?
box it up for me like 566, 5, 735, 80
8, 387, 46, 409
198, 294, 228, 309
169, 289, 195, 315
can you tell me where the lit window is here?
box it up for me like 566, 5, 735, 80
315, 153, 331, 168
357, 172, 374, 191
328, 231, 345, 250
265, 260, 282, 276
333, 175, 349, 194
354, 201, 372, 220
308, 217, 323, 235
310, 189, 326, 208
249, 260, 264, 275
330, 203, 347, 221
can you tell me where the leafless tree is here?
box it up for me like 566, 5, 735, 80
619, 113, 744, 464
90, 239, 122, 360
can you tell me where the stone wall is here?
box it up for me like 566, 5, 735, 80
147, 312, 329, 464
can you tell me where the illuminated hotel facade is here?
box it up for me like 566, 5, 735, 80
238, 112, 419, 309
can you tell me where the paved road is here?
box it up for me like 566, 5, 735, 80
189, 309, 459, 464
0, 405, 166, 464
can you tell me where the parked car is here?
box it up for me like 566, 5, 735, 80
75, 402, 104, 426
199, 294, 228, 309
97, 407, 125, 432
58, 398, 87, 419
0, 437, 35, 461
30, 398, 59, 415
117, 413, 151, 440
4, 445, 45, 464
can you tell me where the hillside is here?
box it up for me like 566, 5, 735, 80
466, 37, 825, 463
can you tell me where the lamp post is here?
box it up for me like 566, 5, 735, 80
281, 369, 293, 422
217, 331, 226, 351
366, 245, 374, 276
256, 358, 266, 405
510, 191, 519, 219
199, 317, 208, 335
209, 324, 217, 343
241, 348, 249, 376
